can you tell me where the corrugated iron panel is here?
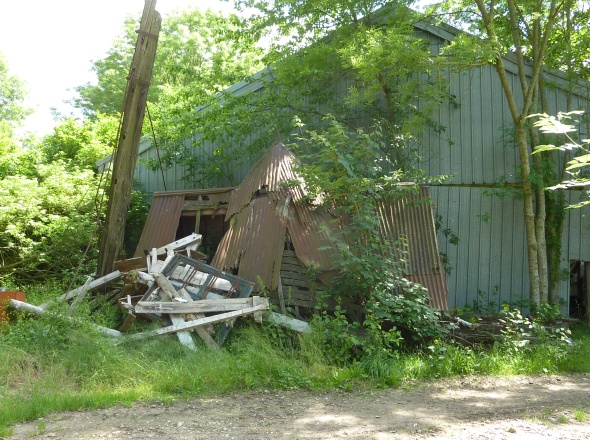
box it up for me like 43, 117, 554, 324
225, 141, 306, 219
214, 141, 448, 309
376, 186, 448, 311
407, 273, 448, 311
133, 194, 185, 257
212, 197, 286, 291
286, 202, 336, 273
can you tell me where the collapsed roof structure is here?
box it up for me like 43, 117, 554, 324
134, 141, 448, 314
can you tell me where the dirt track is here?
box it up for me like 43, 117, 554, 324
8, 374, 590, 439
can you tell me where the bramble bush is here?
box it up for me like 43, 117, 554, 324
0, 162, 99, 283
293, 117, 447, 360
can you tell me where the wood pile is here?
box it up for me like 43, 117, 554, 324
10, 233, 310, 350
448, 316, 574, 346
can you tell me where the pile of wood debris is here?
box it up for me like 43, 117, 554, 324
8, 234, 309, 350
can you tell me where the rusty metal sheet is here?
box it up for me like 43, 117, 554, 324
286, 186, 447, 310
286, 202, 336, 272
376, 186, 448, 311
407, 273, 448, 311
212, 197, 286, 291
215, 141, 448, 310
225, 142, 306, 219
133, 194, 185, 257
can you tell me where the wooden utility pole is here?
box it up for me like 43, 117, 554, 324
97, 0, 161, 276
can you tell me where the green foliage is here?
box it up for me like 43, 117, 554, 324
144, 1, 450, 186
311, 307, 365, 364
0, 163, 100, 283
71, 18, 136, 117
72, 8, 265, 187
289, 117, 446, 357
496, 305, 572, 359
0, 292, 589, 435
531, 111, 590, 208
0, 53, 30, 125
123, 190, 150, 258
0, 53, 34, 178
40, 115, 119, 171
367, 279, 445, 346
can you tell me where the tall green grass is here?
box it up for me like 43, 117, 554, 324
1, 290, 589, 436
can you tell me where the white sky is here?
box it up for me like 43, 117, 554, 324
0, 0, 235, 136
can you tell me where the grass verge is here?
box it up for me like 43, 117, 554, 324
1, 285, 589, 437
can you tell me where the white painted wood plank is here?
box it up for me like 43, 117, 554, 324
119, 304, 268, 343
135, 297, 268, 314
40, 271, 122, 309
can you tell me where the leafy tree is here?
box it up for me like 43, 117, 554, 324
72, 9, 264, 123
151, 1, 450, 187
40, 114, 119, 171
0, 53, 30, 125
71, 19, 136, 118
0, 53, 33, 178
432, 0, 588, 306
532, 111, 590, 208
147, 8, 264, 141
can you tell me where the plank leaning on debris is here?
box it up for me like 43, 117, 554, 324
153, 272, 219, 349
39, 271, 122, 309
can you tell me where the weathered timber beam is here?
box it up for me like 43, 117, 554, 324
9, 300, 122, 338
152, 272, 198, 349
39, 271, 122, 309
115, 256, 147, 272
137, 269, 233, 292
135, 297, 269, 314
183, 200, 216, 210
155, 233, 201, 256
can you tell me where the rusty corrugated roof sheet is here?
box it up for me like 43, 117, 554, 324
225, 141, 305, 219
286, 201, 337, 279
134, 194, 185, 257
136, 142, 448, 309
376, 187, 448, 311
212, 196, 286, 291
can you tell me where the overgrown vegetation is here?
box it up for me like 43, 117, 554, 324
290, 117, 448, 358
0, 282, 588, 436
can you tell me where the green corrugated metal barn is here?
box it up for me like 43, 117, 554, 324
97, 14, 590, 315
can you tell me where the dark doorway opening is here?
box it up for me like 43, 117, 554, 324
570, 261, 589, 318
176, 214, 228, 263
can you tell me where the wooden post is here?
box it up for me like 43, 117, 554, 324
97, 0, 161, 276
194, 195, 202, 234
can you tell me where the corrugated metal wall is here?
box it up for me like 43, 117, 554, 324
135, 135, 253, 193
419, 60, 589, 311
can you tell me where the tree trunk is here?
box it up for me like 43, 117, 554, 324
515, 122, 542, 306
